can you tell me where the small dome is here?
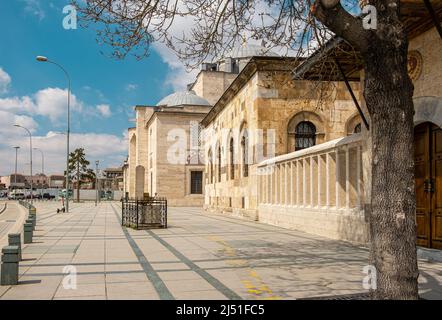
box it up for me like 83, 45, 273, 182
156, 91, 211, 107
224, 44, 279, 60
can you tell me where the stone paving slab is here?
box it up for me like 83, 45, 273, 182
0, 202, 440, 300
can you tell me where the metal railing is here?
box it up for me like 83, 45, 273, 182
18, 200, 35, 211
121, 198, 168, 230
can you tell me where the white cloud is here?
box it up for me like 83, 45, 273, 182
22, 0, 45, 20
96, 104, 112, 118
0, 111, 38, 134
34, 87, 83, 122
0, 68, 11, 95
0, 87, 84, 123
0, 130, 128, 176
125, 84, 138, 91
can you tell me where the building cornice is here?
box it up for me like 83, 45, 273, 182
200, 56, 300, 127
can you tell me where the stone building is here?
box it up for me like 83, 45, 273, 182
124, 91, 211, 206
124, 44, 280, 206
99, 167, 124, 191
124, 1, 442, 250
201, 56, 361, 220
255, 4, 442, 248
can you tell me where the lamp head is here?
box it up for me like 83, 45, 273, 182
36, 56, 48, 62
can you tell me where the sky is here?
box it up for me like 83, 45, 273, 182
0, 0, 196, 176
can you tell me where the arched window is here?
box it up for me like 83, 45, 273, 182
354, 123, 362, 134
295, 121, 316, 151
217, 146, 222, 182
241, 134, 249, 177
229, 138, 235, 180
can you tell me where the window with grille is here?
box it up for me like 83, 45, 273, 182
295, 121, 316, 151
190, 171, 203, 194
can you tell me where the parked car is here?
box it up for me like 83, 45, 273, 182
26, 193, 41, 199
8, 191, 25, 200
42, 193, 55, 200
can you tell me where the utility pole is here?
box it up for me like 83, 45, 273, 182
13, 146, 20, 192
14, 125, 33, 204
95, 160, 99, 206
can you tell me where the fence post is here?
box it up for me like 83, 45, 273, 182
136, 199, 139, 230
165, 199, 168, 229
121, 200, 124, 226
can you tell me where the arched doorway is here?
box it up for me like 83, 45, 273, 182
414, 122, 442, 249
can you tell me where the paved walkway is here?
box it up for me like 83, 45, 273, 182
0, 201, 26, 249
0, 202, 441, 300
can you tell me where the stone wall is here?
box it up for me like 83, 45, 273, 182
191, 71, 238, 106
409, 28, 442, 98
150, 112, 206, 207
204, 68, 361, 219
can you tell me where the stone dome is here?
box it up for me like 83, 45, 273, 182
156, 90, 211, 107
224, 44, 279, 60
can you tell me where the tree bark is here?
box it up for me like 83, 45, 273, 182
77, 161, 80, 203
363, 35, 419, 300
313, 0, 419, 299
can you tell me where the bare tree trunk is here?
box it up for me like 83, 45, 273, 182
77, 161, 80, 203
363, 40, 419, 300
312, 0, 419, 299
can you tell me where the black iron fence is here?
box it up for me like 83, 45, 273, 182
121, 198, 168, 229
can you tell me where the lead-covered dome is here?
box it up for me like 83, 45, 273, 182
156, 90, 211, 107
224, 44, 279, 60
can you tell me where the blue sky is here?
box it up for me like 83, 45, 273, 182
0, 0, 191, 175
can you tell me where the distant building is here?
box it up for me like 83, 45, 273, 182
0, 173, 59, 189
24, 174, 48, 189
99, 167, 124, 191
0, 174, 26, 189
48, 175, 65, 189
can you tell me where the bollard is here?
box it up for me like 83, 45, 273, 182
8, 234, 21, 261
23, 223, 33, 244
29, 213, 36, 229
1, 246, 20, 286
26, 218, 35, 231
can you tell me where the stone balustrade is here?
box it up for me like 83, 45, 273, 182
257, 133, 369, 243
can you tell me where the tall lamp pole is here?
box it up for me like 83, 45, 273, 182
12, 146, 20, 190
95, 160, 99, 206
14, 125, 33, 204
37, 56, 71, 213
33, 148, 44, 175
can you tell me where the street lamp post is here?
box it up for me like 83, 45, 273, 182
95, 160, 99, 206
37, 56, 71, 213
14, 125, 33, 204
33, 148, 44, 175
12, 146, 20, 190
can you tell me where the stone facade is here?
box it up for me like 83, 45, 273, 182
123, 26, 441, 243
254, 26, 442, 244
125, 103, 209, 206
202, 57, 362, 219
191, 71, 237, 106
